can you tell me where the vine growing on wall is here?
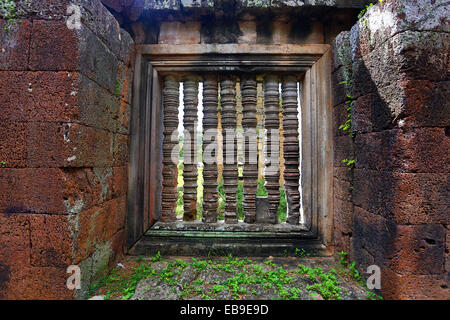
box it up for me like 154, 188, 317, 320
338, 81, 356, 192
338, 80, 354, 138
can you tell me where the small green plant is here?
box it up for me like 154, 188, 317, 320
151, 251, 161, 262
338, 80, 353, 85
348, 261, 361, 282
339, 94, 354, 136
115, 79, 122, 98
297, 265, 342, 300
342, 158, 355, 168
338, 251, 360, 281
256, 179, 267, 197
0, 161, 6, 167
338, 251, 383, 300
264, 259, 276, 268
338, 251, 349, 267
295, 248, 310, 258
366, 290, 383, 300
1, 1, 17, 30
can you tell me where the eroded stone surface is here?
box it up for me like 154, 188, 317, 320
126, 256, 369, 300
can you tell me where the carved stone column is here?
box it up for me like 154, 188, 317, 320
263, 75, 280, 223
161, 76, 179, 222
241, 76, 258, 223
220, 76, 238, 224
202, 75, 219, 223
183, 76, 199, 221
282, 76, 301, 225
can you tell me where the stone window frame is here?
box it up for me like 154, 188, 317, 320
127, 44, 333, 254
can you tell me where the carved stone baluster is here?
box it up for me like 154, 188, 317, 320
241, 76, 258, 223
202, 75, 219, 223
161, 76, 179, 222
183, 76, 199, 221
263, 75, 280, 223
220, 76, 238, 224
282, 76, 301, 225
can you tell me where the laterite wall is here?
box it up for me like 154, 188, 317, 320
0, 0, 134, 299
0, 0, 448, 300
332, 0, 449, 299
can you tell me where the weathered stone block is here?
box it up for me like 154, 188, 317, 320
117, 99, 131, 134
332, 30, 351, 70
256, 196, 274, 224
29, 20, 80, 71
353, 80, 449, 130
0, 169, 118, 217
101, 0, 124, 12
21, 123, 113, 168
446, 225, 450, 273
352, 93, 393, 134
333, 197, 353, 233
333, 166, 352, 182
353, 206, 397, 267
352, 0, 450, 58
73, 198, 125, 264
72, 206, 103, 262
333, 177, 352, 202
0, 19, 31, 70
3, 265, 73, 300
331, 66, 353, 106
334, 135, 354, 168
236, 0, 271, 9
333, 227, 352, 255
78, 26, 121, 95
0, 213, 31, 267
0, 121, 29, 167
117, 64, 133, 104
238, 20, 257, 44
382, 268, 449, 300
112, 166, 128, 198
119, 28, 134, 66
143, 0, 180, 10
352, 31, 449, 94
14, 0, 70, 20
62, 167, 116, 215
353, 170, 449, 225
355, 128, 449, 173
0, 71, 79, 123
81, 0, 124, 58
395, 80, 450, 129
0, 169, 68, 214
104, 196, 127, 239
332, 102, 351, 136
30, 215, 72, 267
77, 73, 121, 132
112, 133, 129, 166
159, 21, 201, 44
0, 122, 116, 167
388, 224, 445, 275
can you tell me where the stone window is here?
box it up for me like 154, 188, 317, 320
127, 44, 333, 254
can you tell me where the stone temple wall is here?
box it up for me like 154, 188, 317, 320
0, 0, 448, 300
102, 0, 367, 45
0, 0, 134, 299
332, 0, 449, 299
